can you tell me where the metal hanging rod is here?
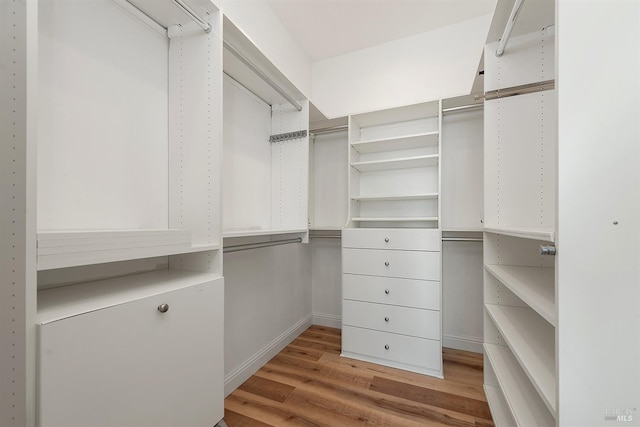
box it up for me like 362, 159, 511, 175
171, 0, 211, 33
484, 79, 555, 100
223, 237, 302, 253
223, 39, 303, 112
310, 125, 349, 136
442, 237, 484, 242
270, 130, 307, 143
496, 0, 525, 57
442, 104, 484, 114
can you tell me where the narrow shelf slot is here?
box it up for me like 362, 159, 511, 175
485, 265, 555, 326
485, 304, 556, 415
352, 193, 438, 202
351, 132, 439, 154
351, 155, 439, 172
484, 226, 555, 242
484, 344, 555, 426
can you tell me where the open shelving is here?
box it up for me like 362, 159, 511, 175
351, 131, 439, 153
351, 154, 439, 172
483, 226, 555, 243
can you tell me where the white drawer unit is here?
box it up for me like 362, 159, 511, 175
343, 228, 441, 251
342, 326, 442, 377
343, 248, 440, 281
343, 300, 440, 340
38, 272, 224, 427
343, 274, 440, 310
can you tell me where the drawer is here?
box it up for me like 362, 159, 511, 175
342, 300, 440, 340
343, 228, 441, 251
342, 326, 442, 374
343, 248, 440, 280
343, 274, 440, 310
38, 278, 224, 427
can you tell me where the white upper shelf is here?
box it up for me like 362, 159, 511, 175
351, 193, 438, 202
351, 132, 439, 154
351, 155, 439, 172
484, 225, 555, 242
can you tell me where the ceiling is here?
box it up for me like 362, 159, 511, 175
263, 0, 498, 61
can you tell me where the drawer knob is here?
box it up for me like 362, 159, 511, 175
157, 303, 169, 313
384, 289, 390, 295
384, 344, 390, 350
384, 261, 389, 267
384, 237, 389, 243
384, 316, 389, 322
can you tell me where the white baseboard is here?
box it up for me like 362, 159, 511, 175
443, 333, 484, 354
312, 312, 341, 329
224, 314, 313, 396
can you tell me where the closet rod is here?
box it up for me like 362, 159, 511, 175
171, 0, 211, 33
310, 125, 348, 136
442, 104, 483, 114
223, 237, 302, 253
442, 237, 483, 242
496, 0, 525, 57
223, 39, 303, 112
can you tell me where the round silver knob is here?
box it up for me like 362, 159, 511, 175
384, 317, 389, 322
384, 237, 389, 243
384, 344, 390, 350
157, 303, 169, 313
384, 289, 390, 295
384, 261, 389, 267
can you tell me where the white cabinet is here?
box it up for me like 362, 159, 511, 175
342, 228, 442, 377
38, 272, 224, 427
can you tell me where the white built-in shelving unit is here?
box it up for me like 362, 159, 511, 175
483, 27, 557, 426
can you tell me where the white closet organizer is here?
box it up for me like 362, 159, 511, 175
222, 18, 309, 241
342, 101, 443, 378
483, 28, 557, 426
32, 1, 225, 426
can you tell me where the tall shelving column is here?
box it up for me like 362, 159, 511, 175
482, 28, 557, 426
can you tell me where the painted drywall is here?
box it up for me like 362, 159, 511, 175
212, 0, 312, 98
311, 14, 492, 119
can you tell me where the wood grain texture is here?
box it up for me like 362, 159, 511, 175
225, 326, 494, 426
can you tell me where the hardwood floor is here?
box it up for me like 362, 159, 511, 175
224, 325, 494, 426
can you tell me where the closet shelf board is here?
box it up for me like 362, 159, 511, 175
485, 304, 556, 415
483, 226, 555, 242
484, 344, 555, 426
351, 132, 439, 154
351, 155, 439, 172
351, 193, 439, 202
352, 217, 439, 222
485, 265, 555, 326
222, 228, 307, 238
483, 385, 516, 427
37, 269, 221, 324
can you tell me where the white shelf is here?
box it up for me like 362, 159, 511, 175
37, 269, 221, 324
351, 155, 439, 172
351, 193, 438, 202
484, 343, 555, 426
352, 217, 438, 223
351, 132, 439, 154
483, 385, 516, 427
485, 264, 555, 325
37, 229, 219, 271
483, 225, 555, 242
485, 305, 556, 416
222, 228, 307, 238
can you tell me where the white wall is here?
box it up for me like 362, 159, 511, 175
311, 238, 342, 328
311, 14, 492, 119
212, 0, 312, 97
557, 0, 640, 424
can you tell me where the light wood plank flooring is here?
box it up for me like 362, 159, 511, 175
224, 325, 493, 426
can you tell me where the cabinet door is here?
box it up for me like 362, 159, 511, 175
38, 278, 224, 427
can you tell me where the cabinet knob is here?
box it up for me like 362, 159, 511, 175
384, 289, 390, 295
384, 237, 389, 243
384, 316, 389, 322
384, 344, 390, 350
157, 303, 169, 313
384, 261, 389, 267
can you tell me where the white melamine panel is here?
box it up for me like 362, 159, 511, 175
351, 103, 439, 130
311, 238, 342, 327
311, 131, 348, 228
484, 27, 555, 92
484, 91, 557, 230
342, 228, 440, 251
484, 344, 554, 427
38, 0, 168, 230
483, 385, 517, 427
486, 305, 555, 415
39, 278, 224, 427
441, 109, 483, 230
483, 226, 555, 243
223, 76, 272, 233
483, 233, 554, 268
358, 166, 438, 198
343, 300, 440, 340
351, 131, 438, 154
351, 154, 438, 172
343, 248, 440, 281
343, 274, 439, 310
342, 326, 441, 376
357, 199, 438, 221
